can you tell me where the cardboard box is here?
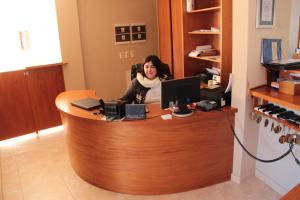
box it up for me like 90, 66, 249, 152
279, 81, 300, 95
279, 69, 300, 79
292, 53, 300, 59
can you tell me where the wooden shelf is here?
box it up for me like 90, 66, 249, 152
189, 55, 221, 63
188, 31, 221, 35
250, 85, 300, 111
187, 6, 221, 14
251, 85, 300, 132
158, 0, 232, 86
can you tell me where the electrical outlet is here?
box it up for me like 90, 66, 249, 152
119, 52, 124, 59
124, 51, 129, 58
130, 50, 135, 58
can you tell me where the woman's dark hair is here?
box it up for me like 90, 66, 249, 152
141, 55, 164, 78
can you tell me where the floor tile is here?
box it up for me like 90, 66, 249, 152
124, 193, 180, 200
61, 169, 126, 200
0, 128, 282, 200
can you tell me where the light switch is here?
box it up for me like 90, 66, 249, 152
130, 50, 135, 58
124, 51, 129, 58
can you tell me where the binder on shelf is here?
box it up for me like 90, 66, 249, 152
260, 38, 282, 64
261, 38, 300, 70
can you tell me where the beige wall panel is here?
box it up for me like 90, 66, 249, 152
77, 0, 159, 100
55, 0, 86, 90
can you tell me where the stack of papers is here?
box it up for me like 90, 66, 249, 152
206, 67, 220, 75
267, 58, 300, 65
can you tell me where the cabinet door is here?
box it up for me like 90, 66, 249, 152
157, 0, 173, 73
171, 0, 185, 78
0, 70, 36, 140
27, 65, 65, 130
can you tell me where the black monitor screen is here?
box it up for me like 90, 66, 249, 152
161, 76, 201, 116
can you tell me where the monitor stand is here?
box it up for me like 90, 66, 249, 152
172, 104, 193, 118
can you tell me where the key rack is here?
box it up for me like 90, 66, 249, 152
250, 85, 300, 133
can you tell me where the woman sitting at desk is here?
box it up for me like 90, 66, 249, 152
120, 55, 169, 104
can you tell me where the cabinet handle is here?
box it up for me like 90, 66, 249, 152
19, 31, 30, 50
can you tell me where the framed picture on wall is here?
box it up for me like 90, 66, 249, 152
298, 18, 300, 49
256, 0, 275, 28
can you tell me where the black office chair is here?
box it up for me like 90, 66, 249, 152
130, 62, 172, 80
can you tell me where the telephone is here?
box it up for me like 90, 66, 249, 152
197, 100, 217, 111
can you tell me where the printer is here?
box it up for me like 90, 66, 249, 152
200, 86, 231, 108
103, 100, 126, 119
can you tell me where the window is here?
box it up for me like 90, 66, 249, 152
0, 0, 62, 72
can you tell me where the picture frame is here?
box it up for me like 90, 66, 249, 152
298, 18, 300, 49
256, 0, 275, 28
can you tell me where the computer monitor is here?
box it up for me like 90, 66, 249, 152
161, 76, 201, 117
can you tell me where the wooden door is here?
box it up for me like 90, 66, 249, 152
0, 70, 36, 140
157, 0, 190, 78
26, 64, 65, 130
157, 0, 173, 74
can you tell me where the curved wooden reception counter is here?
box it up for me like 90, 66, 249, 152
55, 90, 235, 195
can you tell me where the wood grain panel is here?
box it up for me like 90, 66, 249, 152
56, 90, 235, 194
194, 0, 220, 9
157, 0, 173, 73
171, 0, 185, 78
220, 0, 232, 86
250, 85, 300, 111
281, 183, 300, 200
27, 64, 65, 130
0, 70, 36, 140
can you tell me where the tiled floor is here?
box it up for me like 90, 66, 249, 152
0, 126, 282, 200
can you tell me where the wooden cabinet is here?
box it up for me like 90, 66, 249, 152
0, 70, 36, 139
0, 63, 65, 140
27, 64, 65, 130
158, 0, 232, 86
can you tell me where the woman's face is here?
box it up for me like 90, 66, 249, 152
144, 61, 157, 80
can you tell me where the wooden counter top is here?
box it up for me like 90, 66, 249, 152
55, 90, 235, 195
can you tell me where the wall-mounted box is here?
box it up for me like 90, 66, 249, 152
115, 34, 131, 44
114, 23, 147, 44
131, 24, 146, 43
114, 25, 130, 34
114, 24, 131, 44
131, 25, 146, 33
132, 33, 146, 42
279, 81, 300, 95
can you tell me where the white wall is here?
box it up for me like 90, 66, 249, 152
288, 0, 300, 57
231, 0, 258, 183
232, 0, 300, 195
256, 108, 300, 194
